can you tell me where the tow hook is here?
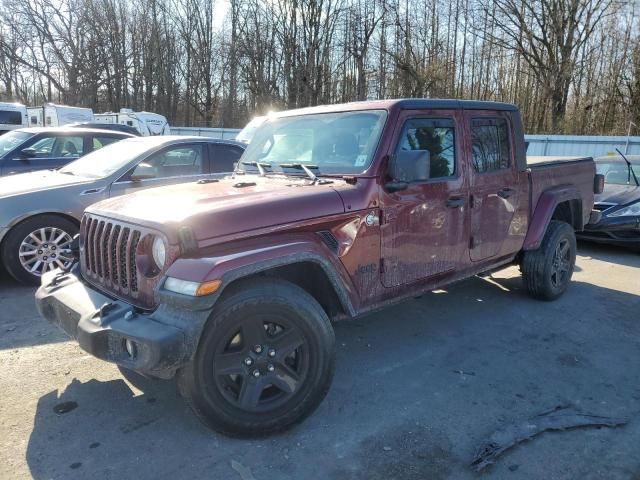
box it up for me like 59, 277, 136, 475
48, 271, 69, 287
93, 302, 116, 320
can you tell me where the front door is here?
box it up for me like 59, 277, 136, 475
467, 113, 519, 261
380, 111, 469, 287
4, 134, 86, 175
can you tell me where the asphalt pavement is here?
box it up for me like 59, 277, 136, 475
1, 243, 639, 479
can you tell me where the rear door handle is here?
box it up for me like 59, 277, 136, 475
497, 188, 515, 199
446, 197, 466, 208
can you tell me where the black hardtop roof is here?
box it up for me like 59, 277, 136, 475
272, 98, 519, 118
392, 98, 518, 111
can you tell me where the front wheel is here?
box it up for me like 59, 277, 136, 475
522, 220, 577, 301
1, 215, 78, 285
177, 278, 335, 437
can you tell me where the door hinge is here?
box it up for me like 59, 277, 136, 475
469, 236, 475, 249
379, 258, 385, 273
469, 195, 475, 208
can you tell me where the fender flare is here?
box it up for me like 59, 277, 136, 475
164, 239, 359, 317
522, 186, 582, 251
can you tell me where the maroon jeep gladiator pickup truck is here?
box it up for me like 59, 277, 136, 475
36, 99, 601, 436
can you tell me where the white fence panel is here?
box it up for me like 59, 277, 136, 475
525, 135, 640, 157
171, 127, 241, 139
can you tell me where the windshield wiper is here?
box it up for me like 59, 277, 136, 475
240, 160, 272, 177
615, 149, 639, 186
279, 163, 320, 183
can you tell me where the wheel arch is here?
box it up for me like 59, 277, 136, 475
218, 260, 352, 321
0, 211, 80, 253
523, 187, 583, 251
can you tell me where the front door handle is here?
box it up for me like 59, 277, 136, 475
446, 197, 466, 208
497, 188, 515, 199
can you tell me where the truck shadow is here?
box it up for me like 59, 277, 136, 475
577, 241, 640, 267
24, 276, 640, 479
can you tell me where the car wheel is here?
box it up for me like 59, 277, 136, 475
522, 220, 577, 301
1, 215, 78, 285
177, 278, 335, 437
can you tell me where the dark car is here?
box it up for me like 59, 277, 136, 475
0, 127, 134, 176
579, 155, 640, 250
71, 122, 141, 136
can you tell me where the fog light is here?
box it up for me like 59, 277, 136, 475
124, 339, 137, 359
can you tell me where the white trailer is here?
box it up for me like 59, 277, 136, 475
94, 109, 171, 136
0, 102, 28, 134
27, 104, 94, 127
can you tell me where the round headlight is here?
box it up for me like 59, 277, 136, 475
151, 236, 166, 269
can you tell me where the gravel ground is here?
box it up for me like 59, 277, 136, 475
0, 243, 639, 480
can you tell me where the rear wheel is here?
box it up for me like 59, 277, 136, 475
2, 215, 78, 285
522, 220, 576, 300
177, 278, 335, 437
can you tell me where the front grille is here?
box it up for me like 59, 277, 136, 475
83, 216, 142, 295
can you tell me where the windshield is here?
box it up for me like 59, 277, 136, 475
236, 116, 267, 144
596, 160, 640, 186
240, 110, 387, 175
59, 139, 152, 178
0, 131, 32, 158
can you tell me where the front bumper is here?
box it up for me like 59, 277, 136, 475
35, 269, 199, 376
578, 215, 640, 247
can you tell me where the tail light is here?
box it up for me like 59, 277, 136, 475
594, 174, 605, 194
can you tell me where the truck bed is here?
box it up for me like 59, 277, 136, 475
527, 156, 596, 228
527, 156, 592, 167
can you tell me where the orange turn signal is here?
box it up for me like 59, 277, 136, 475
195, 279, 222, 296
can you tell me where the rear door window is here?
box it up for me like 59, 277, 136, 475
92, 136, 120, 151
210, 144, 244, 173
470, 118, 511, 173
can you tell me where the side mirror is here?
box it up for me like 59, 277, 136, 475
385, 150, 430, 192
130, 163, 158, 181
19, 148, 37, 159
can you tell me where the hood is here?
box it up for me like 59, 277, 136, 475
0, 170, 93, 198
87, 176, 347, 242
595, 184, 640, 206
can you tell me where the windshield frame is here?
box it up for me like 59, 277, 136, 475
238, 109, 389, 176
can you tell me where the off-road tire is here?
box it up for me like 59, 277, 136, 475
177, 278, 335, 437
522, 220, 576, 301
1, 215, 78, 285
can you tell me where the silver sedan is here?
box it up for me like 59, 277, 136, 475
0, 136, 244, 284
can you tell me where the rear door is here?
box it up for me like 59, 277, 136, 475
109, 142, 209, 196
379, 109, 470, 287
467, 113, 520, 261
